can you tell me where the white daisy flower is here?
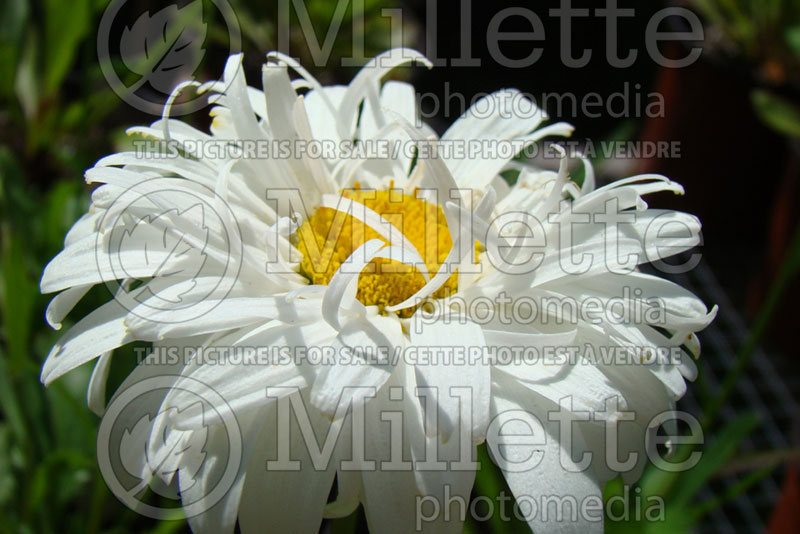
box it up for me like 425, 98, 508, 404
41, 48, 716, 533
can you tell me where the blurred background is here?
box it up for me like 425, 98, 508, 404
1, 0, 799, 532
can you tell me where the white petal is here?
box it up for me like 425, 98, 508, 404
41, 298, 131, 385
125, 294, 322, 341
310, 314, 403, 418
167, 321, 336, 427
360, 366, 425, 532
489, 379, 605, 534
411, 316, 490, 442
87, 351, 113, 415
321, 239, 385, 330
324, 468, 362, 518
183, 410, 264, 534
318, 194, 428, 277
340, 48, 431, 139
238, 393, 336, 533
45, 284, 92, 329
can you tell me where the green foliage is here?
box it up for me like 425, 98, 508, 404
690, 0, 800, 90
751, 89, 800, 138
42, 0, 92, 95
691, 0, 800, 138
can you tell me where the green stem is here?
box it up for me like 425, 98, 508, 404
702, 224, 800, 430
689, 465, 774, 520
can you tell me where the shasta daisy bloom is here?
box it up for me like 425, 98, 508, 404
41, 48, 715, 533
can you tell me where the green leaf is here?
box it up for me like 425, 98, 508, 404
785, 25, 800, 55
751, 89, 800, 138
13, 30, 38, 120
0, 227, 37, 371
466, 445, 529, 533
39, 180, 86, 257
637, 411, 760, 515
0, 0, 29, 99
42, 0, 91, 94
0, 352, 26, 454
0, 425, 14, 503
689, 465, 774, 520
703, 223, 800, 429
0, 147, 37, 225
668, 412, 760, 510
28, 449, 94, 511
716, 448, 800, 476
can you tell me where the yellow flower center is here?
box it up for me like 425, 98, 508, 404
296, 185, 457, 317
